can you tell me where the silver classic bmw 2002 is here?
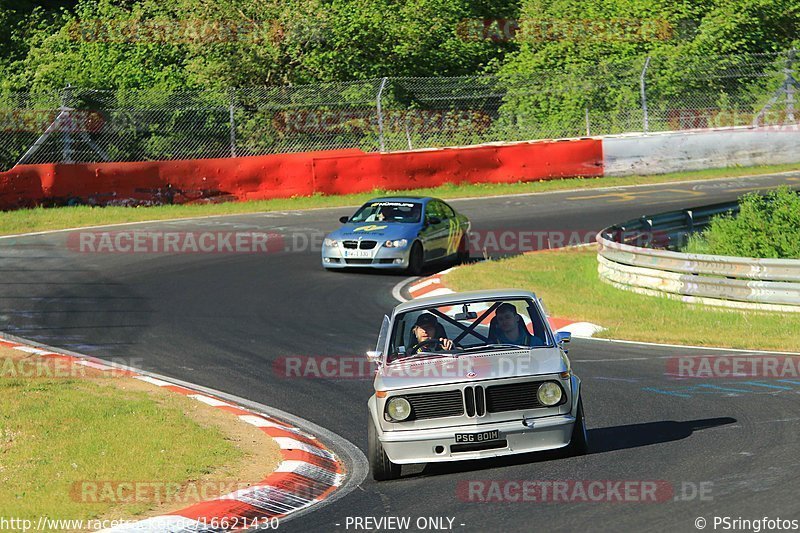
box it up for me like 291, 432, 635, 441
366, 289, 588, 480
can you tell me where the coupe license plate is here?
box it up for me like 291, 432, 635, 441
455, 429, 499, 443
344, 250, 372, 258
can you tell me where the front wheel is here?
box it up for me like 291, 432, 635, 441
565, 398, 589, 456
406, 241, 424, 276
369, 415, 401, 481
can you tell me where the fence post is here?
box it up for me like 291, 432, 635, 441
640, 56, 651, 133
585, 108, 591, 136
787, 48, 796, 124
62, 84, 74, 164
229, 88, 237, 158
376, 77, 388, 152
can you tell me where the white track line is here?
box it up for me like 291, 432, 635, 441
2, 172, 796, 241
582, 336, 800, 356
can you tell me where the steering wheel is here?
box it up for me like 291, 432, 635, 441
407, 339, 441, 355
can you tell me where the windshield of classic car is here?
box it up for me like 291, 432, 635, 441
387, 298, 551, 363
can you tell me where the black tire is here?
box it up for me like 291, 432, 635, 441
368, 415, 401, 481
406, 241, 424, 276
565, 398, 589, 456
456, 234, 469, 264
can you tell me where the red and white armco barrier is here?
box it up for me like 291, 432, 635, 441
1, 125, 797, 209
0, 334, 344, 532
0, 138, 601, 209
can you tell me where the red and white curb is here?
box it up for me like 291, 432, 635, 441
0, 335, 345, 532
405, 273, 605, 338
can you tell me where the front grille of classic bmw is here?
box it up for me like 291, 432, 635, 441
485, 381, 544, 413
342, 240, 377, 249
406, 390, 464, 420
403, 381, 550, 421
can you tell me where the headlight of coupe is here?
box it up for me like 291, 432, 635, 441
385, 397, 412, 421
323, 238, 338, 247
537, 382, 563, 406
384, 239, 408, 248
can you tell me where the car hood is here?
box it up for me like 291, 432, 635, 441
375, 347, 567, 390
327, 222, 419, 240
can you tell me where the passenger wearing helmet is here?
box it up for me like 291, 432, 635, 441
489, 302, 544, 346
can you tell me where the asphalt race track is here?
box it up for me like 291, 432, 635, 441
2, 173, 800, 532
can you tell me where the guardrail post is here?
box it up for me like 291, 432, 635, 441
684, 209, 694, 233
681, 209, 695, 248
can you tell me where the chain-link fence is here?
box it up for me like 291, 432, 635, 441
1, 50, 797, 171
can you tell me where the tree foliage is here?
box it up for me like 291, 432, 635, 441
0, 0, 520, 92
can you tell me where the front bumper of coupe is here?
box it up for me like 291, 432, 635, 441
377, 414, 575, 464
321, 243, 410, 269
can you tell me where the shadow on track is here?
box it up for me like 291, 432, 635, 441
321, 256, 483, 278
588, 417, 737, 453
397, 417, 737, 481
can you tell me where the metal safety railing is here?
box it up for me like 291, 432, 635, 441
596, 200, 800, 312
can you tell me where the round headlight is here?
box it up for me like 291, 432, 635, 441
537, 382, 563, 406
324, 238, 338, 247
385, 397, 412, 421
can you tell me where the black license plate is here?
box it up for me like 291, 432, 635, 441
454, 430, 499, 443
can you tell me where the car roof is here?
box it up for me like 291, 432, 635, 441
393, 289, 538, 314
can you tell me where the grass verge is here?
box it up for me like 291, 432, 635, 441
0, 346, 282, 523
2, 162, 800, 236
444, 247, 800, 352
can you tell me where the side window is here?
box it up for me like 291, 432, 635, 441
425, 202, 441, 223
440, 202, 455, 219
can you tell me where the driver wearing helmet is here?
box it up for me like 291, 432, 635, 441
366, 205, 392, 222
409, 313, 453, 353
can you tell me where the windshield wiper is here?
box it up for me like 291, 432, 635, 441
391, 351, 458, 363
461, 343, 527, 352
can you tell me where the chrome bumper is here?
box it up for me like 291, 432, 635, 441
378, 415, 575, 464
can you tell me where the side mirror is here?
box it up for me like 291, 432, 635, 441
339, 216, 350, 224
555, 331, 571, 353
366, 350, 382, 364
427, 216, 441, 226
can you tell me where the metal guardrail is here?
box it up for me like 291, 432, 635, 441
596, 200, 800, 312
